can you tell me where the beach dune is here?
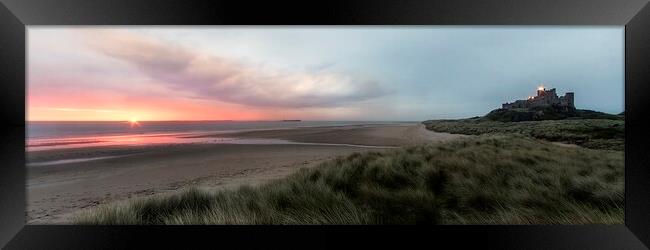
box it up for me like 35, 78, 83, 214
27, 123, 463, 224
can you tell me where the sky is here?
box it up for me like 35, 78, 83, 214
27, 26, 624, 121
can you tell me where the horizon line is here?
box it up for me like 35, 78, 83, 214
26, 119, 421, 122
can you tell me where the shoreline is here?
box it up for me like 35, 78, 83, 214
27, 121, 416, 141
27, 123, 465, 224
26, 122, 417, 152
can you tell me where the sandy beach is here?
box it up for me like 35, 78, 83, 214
27, 123, 463, 224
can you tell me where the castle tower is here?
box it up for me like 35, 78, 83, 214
565, 92, 575, 108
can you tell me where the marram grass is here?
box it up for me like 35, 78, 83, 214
73, 135, 623, 225
423, 118, 624, 151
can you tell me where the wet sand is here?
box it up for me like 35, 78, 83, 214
27, 123, 464, 224
206, 123, 455, 146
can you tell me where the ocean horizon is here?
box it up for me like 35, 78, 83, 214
26, 120, 416, 151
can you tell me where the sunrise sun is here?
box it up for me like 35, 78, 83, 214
129, 118, 140, 127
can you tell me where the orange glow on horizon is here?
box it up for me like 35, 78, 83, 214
26, 88, 281, 121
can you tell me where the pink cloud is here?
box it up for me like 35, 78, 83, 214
79, 30, 387, 108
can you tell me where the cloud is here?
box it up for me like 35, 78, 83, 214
46, 108, 122, 113
306, 62, 337, 72
80, 30, 387, 108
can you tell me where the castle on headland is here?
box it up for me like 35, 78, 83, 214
502, 86, 574, 109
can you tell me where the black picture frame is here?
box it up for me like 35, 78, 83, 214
1, 0, 649, 249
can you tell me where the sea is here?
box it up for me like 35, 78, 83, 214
26, 120, 413, 152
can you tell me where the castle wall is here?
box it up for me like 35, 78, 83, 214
502, 88, 574, 109
559, 92, 575, 108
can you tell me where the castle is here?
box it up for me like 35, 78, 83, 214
502, 86, 574, 109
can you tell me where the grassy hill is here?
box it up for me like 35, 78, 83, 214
424, 108, 624, 151
73, 135, 623, 225
484, 106, 623, 122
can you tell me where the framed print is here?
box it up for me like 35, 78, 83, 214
1, 0, 649, 249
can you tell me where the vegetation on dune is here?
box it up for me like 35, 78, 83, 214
73, 135, 623, 225
423, 118, 624, 151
